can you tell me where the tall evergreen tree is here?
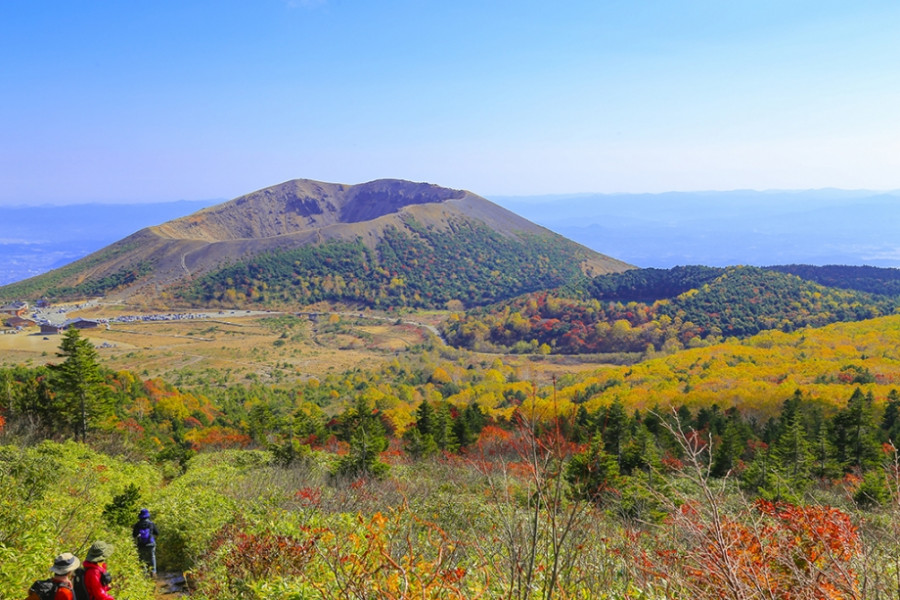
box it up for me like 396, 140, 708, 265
335, 397, 389, 478
710, 419, 747, 478
415, 400, 436, 437
881, 388, 900, 444
600, 400, 629, 464
462, 401, 487, 437
50, 328, 110, 441
565, 434, 620, 503
772, 405, 815, 492
830, 387, 880, 472
433, 402, 459, 452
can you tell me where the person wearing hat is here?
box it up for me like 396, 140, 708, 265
28, 552, 80, 600
132, 508, 159, 576
82, 541, 115, 600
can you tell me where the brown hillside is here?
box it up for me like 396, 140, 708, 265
1, 178, 633, 304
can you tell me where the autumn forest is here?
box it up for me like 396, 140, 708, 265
4, 252, 900, 599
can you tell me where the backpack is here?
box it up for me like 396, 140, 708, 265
27, 578, 70, 600
136, 522, 155, 546
71, 568, 88, 600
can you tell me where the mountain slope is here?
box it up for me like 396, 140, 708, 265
442, 266, 899, 354
0, 179, 632, 308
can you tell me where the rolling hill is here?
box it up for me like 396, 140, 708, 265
0, 179, 631, 308
442, 265, 900, 355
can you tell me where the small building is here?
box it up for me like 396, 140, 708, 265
1, 301, 29, 317
65, 318, 100, 330
40, 323, 63, 335
5, 316, 36, 329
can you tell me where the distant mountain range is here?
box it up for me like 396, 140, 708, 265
0, 179, 628, 308
2, 187, 898, 289
492, 189, 900, 268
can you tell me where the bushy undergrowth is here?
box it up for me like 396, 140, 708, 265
5, 431, 900, 599
0, 440, 158, 599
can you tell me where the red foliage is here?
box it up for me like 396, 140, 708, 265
190, 427, 252, 451
655, 499, 860, 600
294, 487, 322, 508
117, 417, 145, 435
475, 425, 512, 455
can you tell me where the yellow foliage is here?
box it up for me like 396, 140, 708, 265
429, 366, 451, 385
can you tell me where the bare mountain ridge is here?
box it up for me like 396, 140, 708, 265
0, 178, 631, 306
153, 179, 544, 242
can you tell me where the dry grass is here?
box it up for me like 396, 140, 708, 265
1, 306, 616, 388
0, 311, 432, 383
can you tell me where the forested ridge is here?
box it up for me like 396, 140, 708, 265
769, 264, 900, 296
443, 265, 899, 354
179, 218, 595, 309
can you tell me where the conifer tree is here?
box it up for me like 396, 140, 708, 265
50, 328, 110, 442
710, 419, 746, 478
433, 402, 459, 452
771, 405, 815, 494
572, 405, 593, 443
881, 388, 900, 443
565, 435, 620, 503
462, 401, 486, 436
415, 399, 435, 436
336, 397, 389, 478
601, 400, 629, 464
830, 387, 880, 472
620, 424, 661, 481
452, 414, 475, 448
403, 427, 438, 458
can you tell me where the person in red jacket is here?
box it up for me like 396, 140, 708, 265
82, 541, 115, 600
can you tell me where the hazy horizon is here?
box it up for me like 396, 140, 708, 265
2, 188, 898, 287
2, 184, 899, 208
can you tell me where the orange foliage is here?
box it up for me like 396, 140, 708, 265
475, 425, 513, 455
186, 426, 252, 450
656, 500, 860, 600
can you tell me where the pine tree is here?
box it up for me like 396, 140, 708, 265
462, 401, 486, 436
415, 400, 436, 437
433, 402, 459, 452
772, 406, 814, 494
50, 328, 110, 442
881, 388, 900, 444
710, 420, 745, 478
830, 387, 880, 472
572, 405, 593, 444
565, 435, 620, 503
600, 400, 629, 464
335, 397, 389, 478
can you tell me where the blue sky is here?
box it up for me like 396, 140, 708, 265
3, 1, 900, 205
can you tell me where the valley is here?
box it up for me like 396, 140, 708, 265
0, 302, 603, 387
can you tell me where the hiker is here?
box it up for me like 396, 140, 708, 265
82, 541, 115, 600
27, 552, 80, 600
132, 508, 160, 576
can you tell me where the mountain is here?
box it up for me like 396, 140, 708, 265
0, 179, 631, 308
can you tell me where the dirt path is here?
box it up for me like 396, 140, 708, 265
153, 572, 187, 598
